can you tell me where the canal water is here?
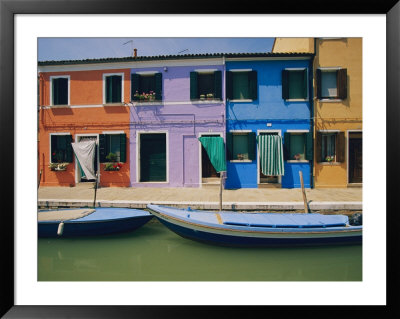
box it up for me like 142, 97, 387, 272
38, 219, 362, 281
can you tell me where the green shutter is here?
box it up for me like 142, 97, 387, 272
316, 131, 322, 162
106, 76, 112, 103
282, 70, 289, 100
249, 71, 257, 100
99, 134, 107, 163
303, 69, 308, 99
120, 133, 126, 163
337, 68, 347, 100
131, 73, 140, 101
305, 131, 313, 160
247, 132, 256, 160
52, 79, 59, 105
190, 72, 198, 100
226, 132, 233, 160
214, 71, 222, 100
316, 69, 322, 99
112, 76, 122, 103
283, 132, 291, 160
155, 73, 162, 101
336, 132, 345, 162
65, 135, 73, 163
226, 71, 233, 100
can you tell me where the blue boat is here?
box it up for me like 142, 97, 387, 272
38, 207, 153, 238
147, 204, 362, 247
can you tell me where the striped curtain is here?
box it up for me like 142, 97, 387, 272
257, 134, 285, 176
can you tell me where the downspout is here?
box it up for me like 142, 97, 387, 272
222, 54, 227, 185
310, 38, 317, 188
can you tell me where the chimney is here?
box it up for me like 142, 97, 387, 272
134, 48, 137, 57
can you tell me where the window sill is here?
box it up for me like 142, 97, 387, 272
319, 162, 342, 166
103, 103, 125, 107
49, 104, 70, 108
228, 99, 253, 103
285, 99, 308, 102
286, 160, 309, 163
192, 99, 222, 104
230, 160, 252, 163
132, 101, 163, 106
318, 99, 343, 102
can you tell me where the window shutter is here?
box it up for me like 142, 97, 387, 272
282, 70, 289, 100
52, 79, 59, 105
99, 134, 107, 163
214, 71, 222, 100
65, 135, 73, 163
51, 135, 57, 162
155, 73, 162, 101
105, 76, 112, 103
316, 69, 322, 99
190, 72, 198, 100
226, 132, 233, 160
131, 74, 140, 101
316, 131, 322, 162
302, 69, 308, 99
336, 132, 345, 162
283, 132, 291, 160
249, 71, 257, 100
119, 133, 126, 163
337, 68, 347, 100
226, 71, 233, 100
112, 76, 122, 103
305, 131, 313, 160
247, 132, 256, 160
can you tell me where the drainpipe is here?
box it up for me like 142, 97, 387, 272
310, 38, 317, 188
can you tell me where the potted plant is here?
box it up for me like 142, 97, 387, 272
206, 93, 214, 100
49, 162, 69, 171
104, 152, 123, 171
325, 155, 334, 162
199, 94, 205, 100
294, 153, 301, 160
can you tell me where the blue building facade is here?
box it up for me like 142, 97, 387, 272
225, 55, 313, 189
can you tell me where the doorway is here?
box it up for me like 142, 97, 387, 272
200, 133, 221, 184
258, 131, 281, 186
349, 132, 362, 183
75, 135, 98, 183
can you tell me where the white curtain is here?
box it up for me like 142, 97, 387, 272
71, 140, 96, 180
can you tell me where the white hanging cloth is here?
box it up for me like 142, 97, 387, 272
71, 140, 97, 180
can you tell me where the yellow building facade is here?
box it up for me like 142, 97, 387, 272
273, 38, 362, 188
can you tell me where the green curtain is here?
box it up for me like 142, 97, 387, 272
257, 135, 285, 176
198, 136, 226, 172
76, 156, 86, 179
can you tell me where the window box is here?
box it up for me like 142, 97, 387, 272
131, 73, 162, 102
190, 71, 222, 101
282, 69, 308, 100
104, 162, 123, 171
316, 68, 347, 100
283, 131, 312, 161
49, 162, 69, 171
226, 70, 257, 101
316, 131, 345, 163
226, 132, 256, 161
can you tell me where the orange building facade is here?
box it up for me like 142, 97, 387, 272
38, 68, 131, 187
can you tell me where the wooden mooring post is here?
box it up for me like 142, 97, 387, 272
219, 173, 223, 211
299, 171, 309, 213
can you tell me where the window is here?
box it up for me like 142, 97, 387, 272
226, 70, 257, 101
226, 132, 256, 161
190, 71, 222, 100
284, 132, 312, 161
99, 133, 126, 162
316, 131, 345, 162
50, 134, 73, 163
104, 74, 123, 104
316, 68, 347, 100
282, 69, 308, 100
131, 73, 162, 102
51, 77, 69, 105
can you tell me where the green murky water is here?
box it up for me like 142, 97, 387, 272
38, 219, 362, 281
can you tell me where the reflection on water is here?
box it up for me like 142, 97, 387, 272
38, 220, 362, 281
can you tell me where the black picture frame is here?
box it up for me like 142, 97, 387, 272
1, 0, 398, 317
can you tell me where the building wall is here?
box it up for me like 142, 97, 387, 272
313, 38, 362, 188
38, 69, 131, 187
225, 59, 312, 189
129, 64, 225, 188
272, 38, 314, 53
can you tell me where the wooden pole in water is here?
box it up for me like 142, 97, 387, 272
299, 171, 309, 213
38, 169, 42, 189
219, 172, 223, 211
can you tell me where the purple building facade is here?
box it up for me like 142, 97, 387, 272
129, 57, 226, 188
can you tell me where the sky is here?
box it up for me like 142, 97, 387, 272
38, 37, 275, 61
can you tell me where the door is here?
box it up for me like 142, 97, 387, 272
140, 133, 166, 182
77, 136, 98, 182
349, 133, 362, 183
201, 134, 220, 178
259, 132, 279, 184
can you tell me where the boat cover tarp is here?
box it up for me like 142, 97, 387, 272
198, 136, 227, 172
38, 208, 95, 222
71, 140, 96, 180
257, 134, 285, 176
